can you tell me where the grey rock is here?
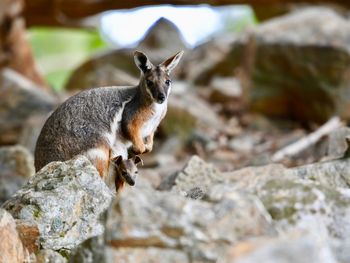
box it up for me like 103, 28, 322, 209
291, 157, 350, 188
138, 17, 188, 61
106, 247, 189, 263
0, 69, 56, 144
224, 162, 350, 262
69, 235, 106, 263
173, 155, 221, 195
106, 184, 275, 262
181, 35, 237, 84
0, 145, 34, 204
36, 249, 68, 263
162, 88, 222, 140
65, 18, 186, 92
18, 113, 50, 154
246, 7, 350, 122
218, 232, 336, 263
209, 77, 242, 103
326, 127, 350, 159
3, 155, 113, 251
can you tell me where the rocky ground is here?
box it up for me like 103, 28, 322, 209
2, 6, 350, 263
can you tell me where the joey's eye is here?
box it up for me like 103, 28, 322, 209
165, 79, 171, 86
122, 171, 128, 176
146, 80, 153, 87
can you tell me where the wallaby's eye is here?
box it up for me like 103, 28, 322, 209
165, 79, 171, 86
122, 171, 128, 176
146, 80, 153, 87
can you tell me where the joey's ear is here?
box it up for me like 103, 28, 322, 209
113, 155, 123, 166
134, 50, 153, 73
133, 155, 144, 166
160, 50, 184, 73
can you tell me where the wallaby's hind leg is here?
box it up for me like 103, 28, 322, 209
85, 145, 110, 179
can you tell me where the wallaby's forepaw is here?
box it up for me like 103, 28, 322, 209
132, 144, 146, 155
144, 143, 153, 153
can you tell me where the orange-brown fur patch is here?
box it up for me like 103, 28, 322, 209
115, 173, 125, 192
89, 144, 110, 179
127, 105, 154, 154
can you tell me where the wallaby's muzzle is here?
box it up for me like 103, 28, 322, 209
157, 93, 166, 104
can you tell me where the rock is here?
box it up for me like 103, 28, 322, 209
224, 161, 350, 262
65, 18, 186, 91
0, 0, 47, 87
15, 220, 40, 254
106, 183, 275, 262
36, 249, 67, 263
18, 113, 53, 154
165, 156, 350, 261
325, 127, 350, 160
246, 7, 350, 123
0, 145, 34, 178
69, 235, 106, 263
138, 18, 188, 62
218, 232, 336, 263
3, 155, 113, 251
106, 247, 189, 263
0, 69, 56, 144
209, 77, 242, 103
0, 145, 34, 204
208, 77, 244, 116
0, 209, 29, 263
172, 155, 221, 194
161, 85, 222, 140
290, 157, 350, 189
180, 35, 237, 84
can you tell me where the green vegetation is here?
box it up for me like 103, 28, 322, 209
221, 6, 258, 33
28, 27, 109, 91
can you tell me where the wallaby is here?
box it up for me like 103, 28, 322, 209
111, 155, 143, 192
34, 50, 183, 180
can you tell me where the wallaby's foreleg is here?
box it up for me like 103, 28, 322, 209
127, 121, 146, 155
144, 132, 154, 153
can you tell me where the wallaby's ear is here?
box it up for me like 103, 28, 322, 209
133, 155, 143, 166
160, 50, 184, 74
113, 155, 123, 166
134, 50, 153, 73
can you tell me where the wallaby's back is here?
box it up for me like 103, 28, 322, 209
34, 86, 136, 171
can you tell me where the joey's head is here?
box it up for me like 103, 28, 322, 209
134, 50, 184, 104
112, 155, 143, 187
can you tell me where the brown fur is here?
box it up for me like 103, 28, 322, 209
127, 105, 154, 154
89, 144, 110, 179
111, 156, 142, 192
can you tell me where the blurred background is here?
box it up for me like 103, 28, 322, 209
2, 0, 350, 262
4, 0, 350, 172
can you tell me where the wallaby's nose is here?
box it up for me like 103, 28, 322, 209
158, 93, 166, 103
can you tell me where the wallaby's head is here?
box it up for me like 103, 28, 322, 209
134, 50, 184, 104
112, 155, 143, 188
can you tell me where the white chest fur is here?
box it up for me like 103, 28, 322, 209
141, 101, 167, 138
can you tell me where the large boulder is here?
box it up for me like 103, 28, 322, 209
0, 145, 34, 204
158, 155, 350, 262
106, 180, 275, 263
65, 18, 187, 91
3, 155, 113, 251
246, 7, 350, 123
0, 68, 56, 144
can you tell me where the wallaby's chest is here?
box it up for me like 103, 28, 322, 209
140, 102, 167, 138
